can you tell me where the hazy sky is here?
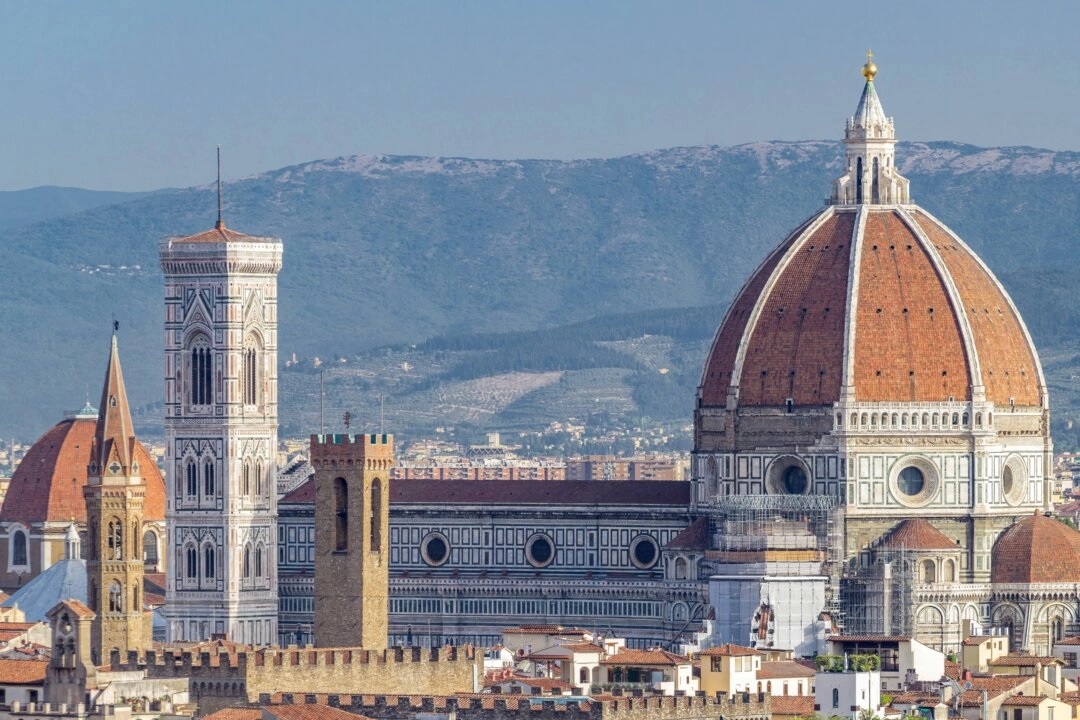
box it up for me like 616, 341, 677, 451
2, 1, 1077, 191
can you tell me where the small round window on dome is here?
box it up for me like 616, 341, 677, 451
897, 467, 924, 496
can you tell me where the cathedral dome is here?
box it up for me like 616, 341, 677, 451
698, 61, 1044, 413
991, 512, 1080, 584
698, 206, 1044, 409
0, 412, 166, 524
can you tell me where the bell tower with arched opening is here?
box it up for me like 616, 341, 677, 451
310, 433, 393, 649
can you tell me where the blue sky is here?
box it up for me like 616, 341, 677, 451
2, 0, 1077, 190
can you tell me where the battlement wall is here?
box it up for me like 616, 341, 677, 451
310, 433, 395, 469
111, 646, 479, 714
255, 690, 771, 720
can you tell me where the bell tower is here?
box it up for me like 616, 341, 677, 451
160, 197, 283, 644
311, 433, 393, 649
84, 331, 150, 663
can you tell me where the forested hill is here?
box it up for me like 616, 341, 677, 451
4, 140, 1080, 440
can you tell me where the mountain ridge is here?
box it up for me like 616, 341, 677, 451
4, 140, 1080, 441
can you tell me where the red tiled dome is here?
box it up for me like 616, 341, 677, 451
0, 416, 165, 523
991, 512, 1080, 584
698, 206, 1044, 409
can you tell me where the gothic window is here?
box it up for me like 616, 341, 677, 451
189, 335, 213, 406
132, 582, 140, 610
186, 459, 198, 497
334, 477, 349, 552
204, 544, 216, 579
11, 528, 27, 567
243, 544, 252, 579
108, 580, 123, 612
255, 543, 264, 577
370, 479, 382, 552
242, 461, 251, 497
203, 459, 215, 497
143, 530, 158, 567
185, 545, 197, 579
108, 520, 123, 560
243, 339, 259, 406
255, 462, 264, 497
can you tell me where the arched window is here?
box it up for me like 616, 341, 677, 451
204, 544, 216, 579
132, 582, 140, 610
185, 545, 197, 578
1053, 617, 1065, 642
243, 544, 252, 579
579, 667, 589, 684
943, 558, 956, 583
143, 530, 158, 567
370, 479, 382, 552
186, 459, 198, 497
189, 335, 213, 406
255, 462, 264, 497
108, 520, 123, 560
242, 461, 251, 496
243, 344, 258, 405
11, 528, 27, 567
921, 559, 937, 584
255, 544, 264, 577
832, 688, 839, 709
674, 557, 687, 580
335, 477, 349, 552
108, 580, 123, 612
203, 459, 215, 497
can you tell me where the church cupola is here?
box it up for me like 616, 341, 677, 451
832, 53, 911, 205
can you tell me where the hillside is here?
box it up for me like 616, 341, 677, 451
5, 141, 1080, 442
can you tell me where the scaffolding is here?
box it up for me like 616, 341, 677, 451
839, 544, 915, 636
705, 495, 845, 639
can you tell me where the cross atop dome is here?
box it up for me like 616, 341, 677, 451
832, 52, 910, 205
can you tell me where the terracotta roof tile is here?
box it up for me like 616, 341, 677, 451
169, 224, 276, 245
699, 643, 758, 657
992, 512, 1080, 584
502, 626, 589, 635
1, 417, 165, 523
757, 660, 815, 679
202, 709, 263, 720
600, 648, 688, 666
988, 654, 1061, 667
1000, 696, 1051, 707
1057, 692, 1080, 706
1056, 636, 1080, 646
771, 696, 815, 716
665, 517, 710, 551
266, 705, 373, 720
828, 635, 911, 643
0, 658, 48, 684
879, 518, 958, 551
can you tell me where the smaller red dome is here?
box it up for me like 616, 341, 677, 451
1, 416, 165, 524
991, 512, 1080, 584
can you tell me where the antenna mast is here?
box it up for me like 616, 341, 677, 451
216, 145, 223, 229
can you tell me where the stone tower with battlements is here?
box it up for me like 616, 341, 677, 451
160, 219, 283, 644
311, 433, 393, 649
84, 333, 151, 663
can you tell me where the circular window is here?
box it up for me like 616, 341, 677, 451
888, 457, 939, 508
1001, 456, 1028, 506
766, 456, 811, 495
525, 533, 555, 568
420, 532, 450, 566
897, 467, 924, 496
629, 535, 659, 569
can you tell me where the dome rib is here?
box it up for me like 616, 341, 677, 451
839, 207, 868, 395
697, 211, 822, 406
910, 209, 1046, 408
730, 207, 846, 405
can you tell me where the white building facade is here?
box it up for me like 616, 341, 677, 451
160, 221, 283, 644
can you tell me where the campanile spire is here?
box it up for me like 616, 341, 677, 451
832, 52, 910, 205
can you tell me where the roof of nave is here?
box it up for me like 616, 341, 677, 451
1, 415, 165, 524
991, 511, 1080, 584
878, 518, 958, 551
279, 478, 690, 507
665, 516, 710, 550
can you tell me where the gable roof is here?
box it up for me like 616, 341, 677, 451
600, 648, 688, 666
665, 517, 710, 550
699, 643, 758, 657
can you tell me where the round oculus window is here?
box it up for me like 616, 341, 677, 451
897, 467, 925, 496
782, 466, 808, 495
888, 457, 940, 508
525, 533, 555, 568
420, 532, 450, 566
766, 457, 811, 496
1001, 458, 1027, 506
630, 535, 659, 569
